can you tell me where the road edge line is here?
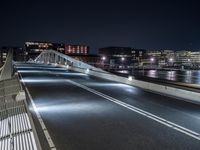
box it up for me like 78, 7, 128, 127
67, 79, 200, 141
19, 73, 57, 150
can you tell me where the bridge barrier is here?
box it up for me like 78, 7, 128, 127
0, 50, 13, 81
34, 50, 200, 104
0, 76, 41, 150
0, 101, 37, 150
0, 78, 21, 103
68, 66, 200, 104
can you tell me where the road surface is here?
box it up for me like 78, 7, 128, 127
16, 63, 200, 150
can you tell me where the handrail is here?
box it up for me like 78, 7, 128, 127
0, 50, 13, 81
34, 50, 106, 73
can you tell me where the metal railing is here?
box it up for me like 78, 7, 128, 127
34, 50, 106, 73
0, 78, 21, 104
0, 101, 37, 150
0, 50, 13, 81
0, 77, 40, 150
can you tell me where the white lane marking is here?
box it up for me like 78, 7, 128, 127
67, 79, 200, 141
19, 73, 57, 150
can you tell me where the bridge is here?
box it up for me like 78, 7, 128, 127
0, 50, 200, 150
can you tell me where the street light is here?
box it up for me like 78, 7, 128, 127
102, 56, 106, 61
121, 57, 125, 61
85, 68, 90, 74
150, 57, 154, 62
150, 57, 154, 69
101, 56, 106, 69
128, 76, 133, 81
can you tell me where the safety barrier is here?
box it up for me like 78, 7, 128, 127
35, 50, 105, 73
0, 50, 13, 81
69, 66, 200, 104
34, 50, 200, 104
0, 101, 37, 150
0, 77, 41, 150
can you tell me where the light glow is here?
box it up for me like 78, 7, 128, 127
85, 68, 90, 74
102, 56, 106, 61
169, 58, 173, 62
150, 57, 154, 62
128, 76, 133, 81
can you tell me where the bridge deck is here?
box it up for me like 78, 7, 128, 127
16, 63, 200, 150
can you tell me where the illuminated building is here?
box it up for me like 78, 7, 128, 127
25, 41, 66, 60
175, 51, 200, 68
65, 45, 89, 55
25, 42, 54, 60
146, 50, 175, 66
99, 47, 147, 67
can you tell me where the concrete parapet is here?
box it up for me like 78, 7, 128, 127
70, 67, 200, 104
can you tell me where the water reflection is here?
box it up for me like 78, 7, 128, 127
116, 69, 200, 84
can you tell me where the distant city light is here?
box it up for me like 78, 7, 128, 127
102, 56, 106, 61
121, 57, 125, 61
150, 57, 154, 62
169, 58, 173, 62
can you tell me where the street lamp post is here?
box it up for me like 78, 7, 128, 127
169, 57, 173, 72
150, 57, 154, 69
101, 56, 106, 69
121, 57, 125, 69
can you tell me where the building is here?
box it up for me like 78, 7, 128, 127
65, 45, 89, 55
99, 47, 147, 68
175, 51, 200, 68
146, 50, 175, 66
25, 42, 90, 60
52, 43, 65, 54
0, 47, 24, 66
25, 41, 54, 60
143, 49, 200, 69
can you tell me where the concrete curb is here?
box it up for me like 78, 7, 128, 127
69, 66, 200, 105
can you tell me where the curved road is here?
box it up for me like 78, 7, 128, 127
16, 63, 200, 150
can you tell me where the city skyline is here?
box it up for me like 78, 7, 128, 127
0, 0, 200, 53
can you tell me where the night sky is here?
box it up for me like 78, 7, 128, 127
0, 0, 200, 53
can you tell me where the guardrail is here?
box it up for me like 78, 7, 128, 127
33, 50, 200, 104
0, 50, 13, 81
0, 101, 37, 150
52, 63, 200, 105
35, 50, 106, 73
0, 76, 41, 150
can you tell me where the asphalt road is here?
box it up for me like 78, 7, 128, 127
16, 63, 200, 150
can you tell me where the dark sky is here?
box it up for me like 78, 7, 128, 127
0, 0, 200, 53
